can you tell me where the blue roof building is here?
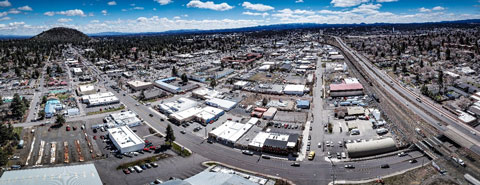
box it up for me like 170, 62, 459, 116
296, 100, 310, 109
45, 99, 63, 118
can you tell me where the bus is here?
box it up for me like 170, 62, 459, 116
308, 151, 315, 160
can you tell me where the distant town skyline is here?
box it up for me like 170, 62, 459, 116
0, 0, 479, 35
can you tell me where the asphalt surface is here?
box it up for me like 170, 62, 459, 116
334, 36, 480, 155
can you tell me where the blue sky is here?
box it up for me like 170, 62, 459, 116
0, 0, 479, 35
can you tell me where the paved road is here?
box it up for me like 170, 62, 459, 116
334, 36, 480, 155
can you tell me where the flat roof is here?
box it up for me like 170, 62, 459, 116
78, 85, 95, 92
107, 126, 144, 149
283, 84, 305, 92
127, 80, 152, 87
330, 83, 363, 91
210, 121, 253, 143
0, 164, 103, 185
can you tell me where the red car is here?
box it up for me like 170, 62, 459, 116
93, 136, 97, 140
143, 148, 150, 152
227, 118, 232, 121
123, 169, 131, 174
66, 126, 71, 131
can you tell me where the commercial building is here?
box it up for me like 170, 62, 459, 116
192, 88, 221, 100
209, 121, 253, 145
248, 132, 299, 155
0, 164, 103, 185
283, 85, 306, 95
157, 97, 198, 115
108, 126, 144, 153
103, 111, 142, 128
205, 98, 237, 111
127, 80, 153, 91
262, 107, 277, 120
347, 106, 365, 116
196, 106, 225, 125
169, 107, 203, 124
154, 77, 181, 93
81, 92, 119, 107
329, 83, 364, 97
72, 67, 83, 75
142, 88, 166, 100
77, 85, 96, 95
45, 99, 63, 118
346, 138, 396, 158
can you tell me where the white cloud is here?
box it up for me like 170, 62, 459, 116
121, 9, 127, 12
154, 0, 173, 5
419, 7, 431, 12
101, 10, 107, 16
187, 1, 233, 11
0, 17, 10, 21
108, 1, 117, 6
0, 12, 7, 17
18, 5, 33, 11
376, 0, 397, 2
350, 4, 382, 14
243, 11, 269, 17
331, 0, 368, 7
173, 16, 181, 19
45, 9, 86, 17
8, 8, 20, 14
295, 0, 304, 3
44, 11, 55, 16
0, 0, 11, 7
242, 2, 274, 11
133, 7, 144, 10
432, 6, 445, 11
90, 20, 100, 23
57, 18, 72, 23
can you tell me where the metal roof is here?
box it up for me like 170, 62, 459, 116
0, 164, 103, 185
346, 138, 396, 158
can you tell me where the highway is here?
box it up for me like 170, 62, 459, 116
333, 36, 480, 155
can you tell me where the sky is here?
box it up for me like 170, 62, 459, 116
0, 0, 479, 35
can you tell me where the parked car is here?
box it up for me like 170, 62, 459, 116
380, 164, 390, 168
344, 164, 355, 169
242, 150, 254, 155
151, 162, 158, 168
123, 169, 131, 174
140, 164, 147, 170
180, 130, 186, 134
261, 155, 271, 159
291, 162, 300, 167
145, 163, 152, 168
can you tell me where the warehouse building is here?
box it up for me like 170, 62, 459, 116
209, 121, 253, 145
196, 106, 225, 125
154, 77, 181, 93
205, 98, 237, 111
283, 84, 306, 95
262, 107, 277, 120
0, 164, 103, 185
347, 106, 365, 116
169, 107, 203, 124
45, 99, 64, 118
346, 138, 397, 158
72, 67, 83, 75
77, 85, 96, 95
127, 80, 153, 91
108, 126, 144, 153
157, 97, 198, 115
296, 100, 310, 109
192, 88, 221, 100
329, 83, 364, 97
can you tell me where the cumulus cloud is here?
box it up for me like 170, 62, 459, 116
154, 0, 173, 5
57, 18, 72, 23
101, 10, 107, 15
419, 7, 431, 12
295, 0, 304, 3
0, 12, 7, 17
0, 0, 11, 7
90, 20, 100, 23
186, 0, 233, 11
133, 7, 144, 10
0, 17, 10, 21
18, 5, 33, 11
376, 0, 397, 2
331, 0, 368, 7
242, 2, 274, 11
44, 9, 86, 17
432, 6, 445, 11
108, 1, 117, 5
243, 11, 269, 17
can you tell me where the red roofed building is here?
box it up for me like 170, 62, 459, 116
329, 83, 364, 97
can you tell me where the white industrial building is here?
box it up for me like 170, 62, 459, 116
196, 106, 225, 125
108, 126, 144, 153
72, 68, 83, 75
283, 84, 305, 95
77, 85, 96, 95
169, 107, 204, 124
158, 97, 198, 115
346, 138, 396, 158
258, 65, 271, 71
81, 92, 119, 107
192, 88, 221, 100
262, 107, 277, 120
209, 121, 253, 145
169, 106, 225, 124
103, 111, 142, 128
205, 98, 237, 111
127, 80, 153, 91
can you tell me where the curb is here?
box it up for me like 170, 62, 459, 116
202, 161, 296, 185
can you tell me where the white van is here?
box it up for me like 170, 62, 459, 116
134, 165, 143, 173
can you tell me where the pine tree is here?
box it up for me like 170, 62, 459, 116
165, 124, 175, 146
